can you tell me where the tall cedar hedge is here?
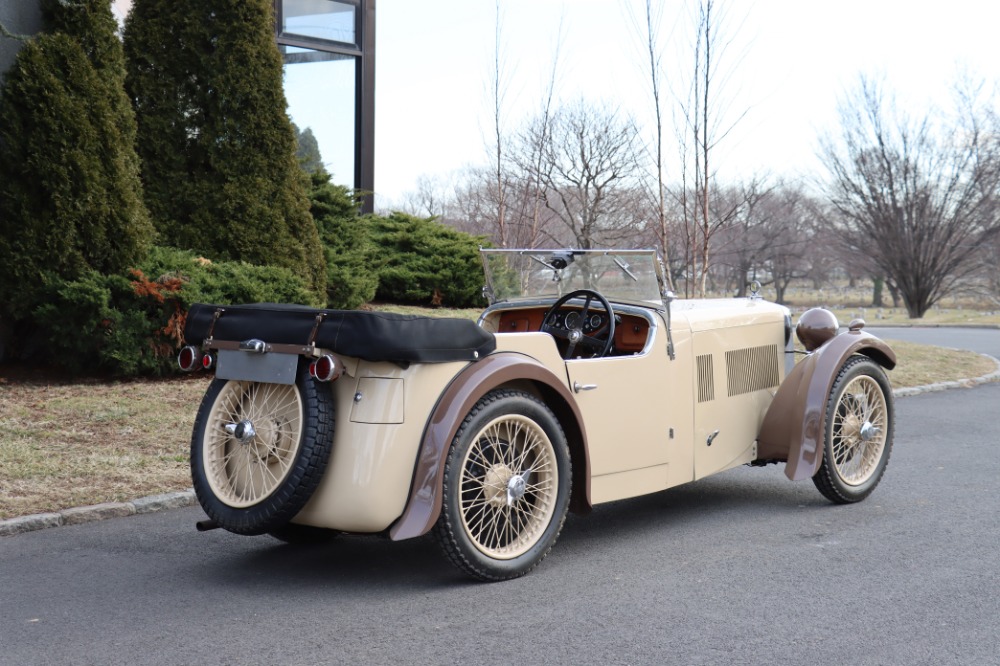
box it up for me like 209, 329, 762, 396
0, 0, 153, 320
123, 0, 325, 304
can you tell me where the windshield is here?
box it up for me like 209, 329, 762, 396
481, 249, 666, 306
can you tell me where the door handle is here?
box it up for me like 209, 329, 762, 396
573, 381, 598, 393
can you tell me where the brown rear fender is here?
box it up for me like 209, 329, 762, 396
757, 329, 896, 481
389, 352, 589, 541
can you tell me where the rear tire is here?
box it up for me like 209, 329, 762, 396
191, 361, 335, 535
434, 389, 571, 581
813, 356, 894, 504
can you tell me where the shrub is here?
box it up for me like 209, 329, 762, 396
142, 246, 316, 308
308, 172, 379, 309
31, 271, 165, 377
124, 0, 325, 303
0, 0, 152, 322
27, 246, 315, 377
369, 213, 488, 308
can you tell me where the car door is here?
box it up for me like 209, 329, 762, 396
563, 312, 691, 503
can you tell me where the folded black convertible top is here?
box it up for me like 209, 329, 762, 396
184, 303, 496, 364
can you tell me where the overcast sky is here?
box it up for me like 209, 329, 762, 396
372, 0, 1000, 207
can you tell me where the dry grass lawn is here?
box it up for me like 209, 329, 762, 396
0, 374, 210, 519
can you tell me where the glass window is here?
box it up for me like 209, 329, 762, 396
281, 0, 356, 45
281, 46, 356, 186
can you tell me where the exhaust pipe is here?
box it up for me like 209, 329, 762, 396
196, 519, 220, 532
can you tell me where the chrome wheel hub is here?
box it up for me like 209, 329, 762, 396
458, 413, 559, 560
506, 475, 527, 506
225, 419, 256, 444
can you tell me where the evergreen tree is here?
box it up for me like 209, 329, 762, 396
0, 0, 152, 320
294, 123, 325, 175
307, 172, 378, 309
124, 0, 326, 303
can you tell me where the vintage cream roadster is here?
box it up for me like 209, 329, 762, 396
180, 249, 896, 581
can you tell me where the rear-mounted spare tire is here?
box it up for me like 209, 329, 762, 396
190, 360, 335, 535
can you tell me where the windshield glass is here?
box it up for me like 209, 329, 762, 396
481, 249, 665, 305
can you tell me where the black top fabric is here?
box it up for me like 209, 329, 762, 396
184, 303, 496, 364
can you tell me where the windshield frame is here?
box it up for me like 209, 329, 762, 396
480, 248, 668, 308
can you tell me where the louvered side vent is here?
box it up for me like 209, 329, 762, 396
696, 354, 715, 403
726, 344, 780, 397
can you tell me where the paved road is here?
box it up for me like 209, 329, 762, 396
867, 326, 1000, 360
2, 329, 998, 665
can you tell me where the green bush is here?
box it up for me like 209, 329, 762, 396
308, 172, 379, 309
124, 0, 325, 303
27, 247, 315, 377
369, 213, 487, 308
31, 271, 166, 377
0, 0, 152, 321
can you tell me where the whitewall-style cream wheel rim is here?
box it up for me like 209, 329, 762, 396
459, 414, 558, 560
204, 381, 304, 508
831, 374, 888, 486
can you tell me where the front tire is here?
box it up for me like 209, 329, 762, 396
191, 361, 335, 535
434, 389, 571, 581
813, 356, 894, 504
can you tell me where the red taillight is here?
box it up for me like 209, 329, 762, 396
309, 354, 341, 382
201, 353, 215, 370
178, 345, 202, 372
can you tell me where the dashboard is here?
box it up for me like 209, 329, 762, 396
491, 306, 653, 356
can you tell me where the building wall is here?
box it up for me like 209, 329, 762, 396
0, 0, 43, 84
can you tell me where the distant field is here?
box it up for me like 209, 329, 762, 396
754, 280, 1000, 327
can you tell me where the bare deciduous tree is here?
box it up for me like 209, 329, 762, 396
486, 0, 511, 247
523, 99, 644, 249
625, 0, 675, 289
673, 0, 749, 297
711, 179, 772, 296
820, 76, 1000, 318
760, 186, 816, 304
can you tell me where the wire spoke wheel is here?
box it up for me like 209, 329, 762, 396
204, 380, 303, 508
191, 360, 335, 535
830, 375, 887, 486
459, 414, 558, 559
813, 356, 894, 504
435, 389, 571, 581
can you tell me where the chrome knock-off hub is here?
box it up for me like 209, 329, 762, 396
506, 475, 527, 506
225, 420, 256, 444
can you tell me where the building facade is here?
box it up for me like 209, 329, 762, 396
275, 0, 375, 208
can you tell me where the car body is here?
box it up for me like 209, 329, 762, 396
181, 248, 896, 580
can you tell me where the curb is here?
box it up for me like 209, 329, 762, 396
0, 489, 197, 537
3, 354, 999, 537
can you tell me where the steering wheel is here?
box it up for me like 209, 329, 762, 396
540, 289, 616, 359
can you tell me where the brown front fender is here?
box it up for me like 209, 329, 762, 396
757, 329, 896, 481
388, 352, 589, 541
